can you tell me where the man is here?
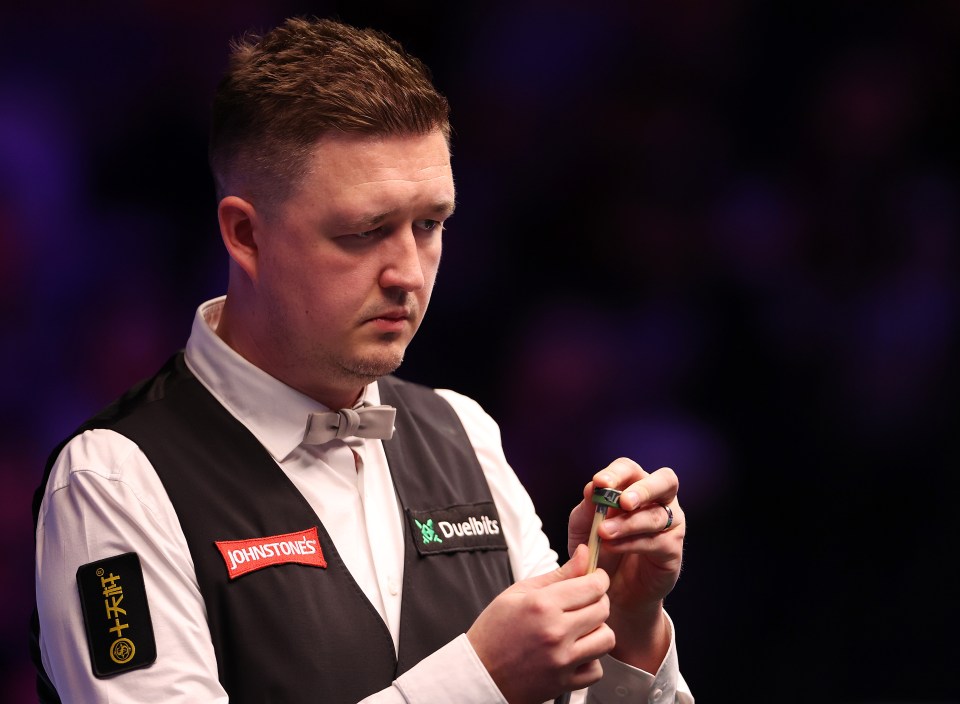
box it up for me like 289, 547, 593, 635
33, 17, 692, 703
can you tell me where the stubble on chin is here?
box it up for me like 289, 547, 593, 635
337, 348, 406, 384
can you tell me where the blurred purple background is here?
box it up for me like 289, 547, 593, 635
3, 1, 959, 701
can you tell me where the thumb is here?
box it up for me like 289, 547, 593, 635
521, 544, 591, 590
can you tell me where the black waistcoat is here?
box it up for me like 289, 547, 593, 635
32, 353, 513, 703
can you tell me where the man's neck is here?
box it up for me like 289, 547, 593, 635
214, 297, 368, 411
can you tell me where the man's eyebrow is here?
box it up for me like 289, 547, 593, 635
431, 200, 456, 219
345, 201, 457, 230
351, 211, 392, 230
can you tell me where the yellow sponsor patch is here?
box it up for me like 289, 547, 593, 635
77, 552, 157, 677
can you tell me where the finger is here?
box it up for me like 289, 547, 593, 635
547, 571, 610, 615
569, 488, 598, 536
565, 657, 605, 693
569, 622, 616, 665
600, 523, 686, 555
602, 501, 683, 539
589, 457, 648, 495
567, 624, 615, 678
616, 467, 679, 512
599, 512, 686, 566
599, 534, 685, 579
535, 591, 611, 658
520, 544, 592, 590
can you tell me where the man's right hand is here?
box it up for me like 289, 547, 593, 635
466, 544, 615, 704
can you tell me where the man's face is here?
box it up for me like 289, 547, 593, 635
246, 130, 454, 404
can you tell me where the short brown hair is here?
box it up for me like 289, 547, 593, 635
209, 17, 450, 206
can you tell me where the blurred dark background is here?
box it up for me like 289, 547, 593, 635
2, 1, 958, 701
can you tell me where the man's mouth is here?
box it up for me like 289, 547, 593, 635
366, 308, 410, 323
363, 308, 413, 332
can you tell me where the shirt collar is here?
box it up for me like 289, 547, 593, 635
183, 296, 382, 461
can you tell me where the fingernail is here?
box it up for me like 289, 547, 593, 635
622, 491, 639, 509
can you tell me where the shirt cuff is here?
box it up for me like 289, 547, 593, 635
586, 611, 682, 704
393, 634, 507, 704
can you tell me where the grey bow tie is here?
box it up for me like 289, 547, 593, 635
303, 405, 397, 445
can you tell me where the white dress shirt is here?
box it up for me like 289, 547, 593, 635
35, 296, 692, 703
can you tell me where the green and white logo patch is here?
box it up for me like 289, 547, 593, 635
406, 502, 508, 556
414, 518, 443, 545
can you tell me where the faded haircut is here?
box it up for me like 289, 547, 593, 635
209, 17, 450, 208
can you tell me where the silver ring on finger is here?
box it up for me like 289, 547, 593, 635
657, 503, 673, 532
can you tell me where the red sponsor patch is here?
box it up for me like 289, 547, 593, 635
215, 527, 327, 580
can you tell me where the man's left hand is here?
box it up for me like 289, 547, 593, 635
567, 458, 685, 671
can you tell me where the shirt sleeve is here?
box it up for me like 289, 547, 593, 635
435, 388, 695, 704
361, 635, 506, 704
35, 429, 229, 703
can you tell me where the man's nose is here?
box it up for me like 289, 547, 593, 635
379, 227, 426, 292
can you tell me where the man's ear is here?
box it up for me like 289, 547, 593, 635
218, 196, 261, 281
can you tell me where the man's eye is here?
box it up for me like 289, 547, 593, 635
354, 227, 383, 239
414, 219, 443, 233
